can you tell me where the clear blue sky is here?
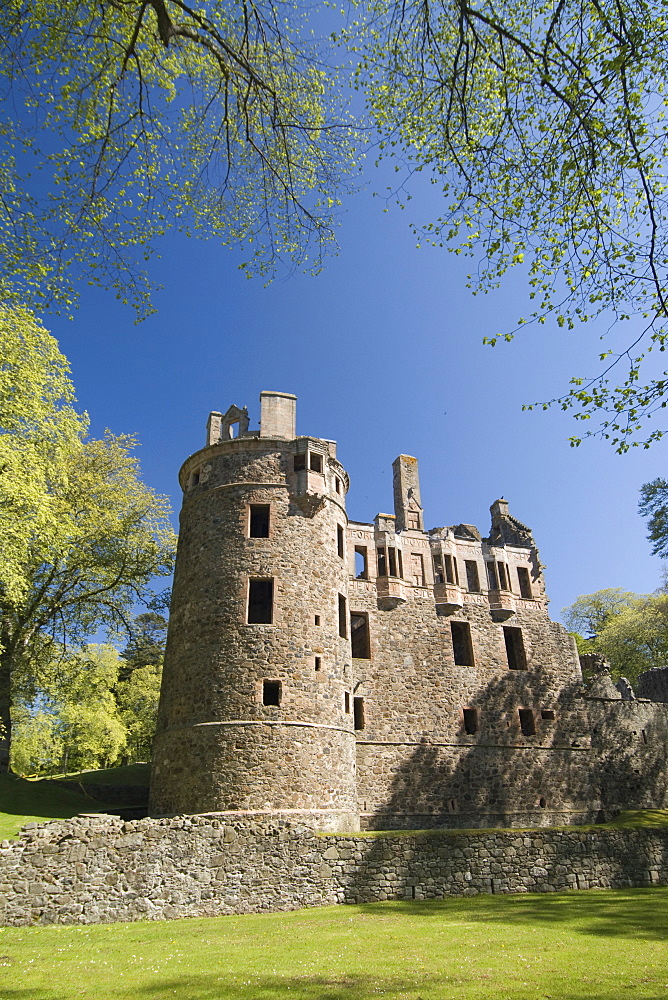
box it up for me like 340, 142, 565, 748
48, 162, 666, 622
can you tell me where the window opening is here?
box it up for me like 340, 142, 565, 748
388, 547, 398, 577
451, 621, 474, 666
398, 549, 404, 578
249, 504, 270, 538
498, 562, 509, 590
486, 561, 499, 590
504, 626, 527, 670
353, 696, 365, 730
407, 511, 420, 530
377, 547, 387, 576
541, 710, 555, 721
433, 554, 444, 584
338, 594, 347, 638
189, 468, 200, 488
314, 615, 321, 626
355, 547, 368, 579
517, 566, 532, 599
465, 560, 480, 592
350, 612, 371, 658
463, 707, 479, 735
410, 553, 425, 586
642, 729, 648, 744
309, 452, 323, 473
263, 679, 281, 706
518, 708, 536, 736
248, 579, 273, 624
227, 421, 239, 439
337, 524, 345, 558
335, 477, 341, 494
314, 656, 322, 672
344, 691, 351, 713
293, 453, 306, 472
539, 797, 547, 809
445, 554, 457, 585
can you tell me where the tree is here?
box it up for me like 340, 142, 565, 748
353, 1, 668, 450
562, 588, 642, 639
0, 311, 176, 770
0, 1, 356, 315
639, 478, 668, 559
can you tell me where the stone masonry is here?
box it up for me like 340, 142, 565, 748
149, 391, 668, 831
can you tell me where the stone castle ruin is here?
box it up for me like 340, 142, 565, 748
149, 391, 668, 832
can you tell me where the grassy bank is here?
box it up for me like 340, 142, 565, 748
0, 890, 667, 999
0, 774, 110, 841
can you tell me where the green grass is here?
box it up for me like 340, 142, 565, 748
0, 890, 667, 999
605, 809, 668, 828
42, 762, 151, 788
0, 774, 110, 841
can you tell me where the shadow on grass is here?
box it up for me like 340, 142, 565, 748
362, 888, 668, 940
0, 773, 100, 819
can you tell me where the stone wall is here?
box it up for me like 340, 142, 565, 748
2, 814, 668, 927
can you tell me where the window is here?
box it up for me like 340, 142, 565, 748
344, 691, 351, 713
337, 524, 345, 559
263, 680, 281, 706
315, 656, 322, 672
314, 614, 321, 626
353, 696, 365, 731
247, 579, 273, 624
407, 511, 420, 530
355, 547, 368, 579
451, 621, 474, 666
388, 547, 398, 577
249, 504, 270, 538
377, 547, 387, 576
497, 562, 509, 590
463, 708, 479, 735
465, 560, 480, 592
338, 594, 347, 638
189, 468, 200, 488
350, 612, 371, 658
335, 477, 341, 494
397, 549, 404, 578
309, 452, 323, 473
293, 452, 306, 472
504, 626, 527, 670
486, 561, 499, 590
518, 708, 536, 737
444, 554, 458, 585
410, 553, 425, 586
517, 566, 532, 599
433, 554, 444, 584
541, 709, 555, 721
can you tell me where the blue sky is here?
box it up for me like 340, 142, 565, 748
48, 162, 666, 623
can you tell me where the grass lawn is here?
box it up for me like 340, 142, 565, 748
0, 890, 667, 1000
0, 775, 110, 841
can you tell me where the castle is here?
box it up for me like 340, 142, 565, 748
149, 391, 668, 831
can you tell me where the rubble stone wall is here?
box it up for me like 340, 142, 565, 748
2, 814, 668, 927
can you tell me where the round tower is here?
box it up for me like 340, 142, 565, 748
149, 391, 359, 831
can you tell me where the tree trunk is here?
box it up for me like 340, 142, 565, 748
0, 643, 13, 773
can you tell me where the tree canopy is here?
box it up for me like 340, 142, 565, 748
0, 306, 176, 770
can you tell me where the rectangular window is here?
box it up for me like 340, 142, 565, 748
293, 453, 306, 472
350, 612, 371, 658
314, 656, 322, 672
309, 452, 323, 473
504, 626, 527, 670
397, 549, 404, 578
249, 504, 270, 538
497, 562, 509, 590
263, 679, 281, 706
338, 594, 347, 638
388, 547, 398, 577
463, 708, 479, 735
189, 468, 200, 488
353, 696, 365, 731
465, 560, 480, 592
518, 708, 536, 737
517, 566, 532, 599
486, 561, 499, 590
451, 621, 474, 666
337, 524, 345, 558
355, 546, 368, 579
335, 477, 341, 494
541, 709, 555, 721
344, 691, 351, 713
433, 554, 444, 584
377, 547, 387, 576
407, 511, 420, 530
410, 553, 425, 586
314, 615, 321, 626
444, 554, 458, 585
248, 579, 273, 624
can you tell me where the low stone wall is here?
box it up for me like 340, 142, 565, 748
2, 814, 667, 926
